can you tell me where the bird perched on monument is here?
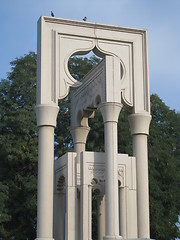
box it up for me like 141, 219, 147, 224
83, 16, 87, 21
51, 11, 55, 17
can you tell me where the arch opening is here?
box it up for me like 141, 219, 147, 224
68, 51, 103, 82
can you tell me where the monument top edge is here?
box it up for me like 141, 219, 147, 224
38, 16, 147, 34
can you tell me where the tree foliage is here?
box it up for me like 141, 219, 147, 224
0, 52, 37, 239
0, 52, 179, 240
149, 94, 180, 240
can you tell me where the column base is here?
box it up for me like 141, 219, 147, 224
103, 236, 123, 240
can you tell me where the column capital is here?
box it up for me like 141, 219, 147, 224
128, 113, 151, 135
70, 126, 90, 145
99, 102, 123, 123
36, 104, 59, 127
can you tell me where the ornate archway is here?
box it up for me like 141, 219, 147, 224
36, 16, 152, 240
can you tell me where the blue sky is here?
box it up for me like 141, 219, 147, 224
0, 0, 180, 111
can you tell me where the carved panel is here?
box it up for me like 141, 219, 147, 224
88, 165, 105, 183
71, 59, 106, 126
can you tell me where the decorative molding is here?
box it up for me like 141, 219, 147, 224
43, 16, 147, 36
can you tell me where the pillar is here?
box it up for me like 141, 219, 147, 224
99, 102, 123, 240
70, 126, 90, 240
35, 104, 59, 240
119, 186, 127, 239
128, 113, 151, 239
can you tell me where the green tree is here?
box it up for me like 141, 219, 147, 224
68, 55, 101, 81
149, 94, 180, 240
0, 52, 37, 239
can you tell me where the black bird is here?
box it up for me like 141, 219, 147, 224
51, 11, 55, 17
83, 16, 87, 21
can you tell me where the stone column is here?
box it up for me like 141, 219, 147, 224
99, 102, 123, 240
35, 104, 59, 240
128, 113, 151, 239
70, 126, 90, 240
119, 186, 127, 239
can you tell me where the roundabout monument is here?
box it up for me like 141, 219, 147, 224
36, 16, 152, 240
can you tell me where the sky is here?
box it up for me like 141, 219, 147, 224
0, 0, 180, 111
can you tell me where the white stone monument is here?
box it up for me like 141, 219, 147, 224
36, 16, 153, 240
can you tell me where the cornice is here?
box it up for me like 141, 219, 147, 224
40, 16, 147, 36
